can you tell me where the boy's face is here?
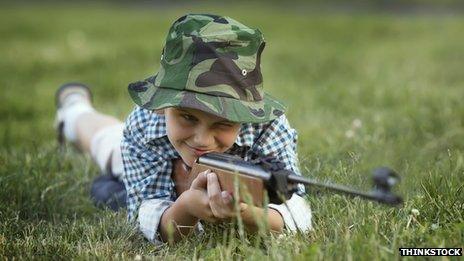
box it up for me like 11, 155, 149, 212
164, 107, 241, 166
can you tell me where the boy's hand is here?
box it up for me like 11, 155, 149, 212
181, 170, 217, 223
207, 172, 239, 220
160, 169, 215, 242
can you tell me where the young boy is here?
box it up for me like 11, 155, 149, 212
55, 14, 312, 244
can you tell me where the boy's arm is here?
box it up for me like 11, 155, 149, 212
159, 171, 217, 243
162, 163, 284, 242
158, 191, 200, 242
158, 159, 198, 242
249, 115, 312, 231
121, 107, 184, 243
240, 204, 284, 232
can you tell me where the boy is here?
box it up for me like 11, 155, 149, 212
55, 14, 312, 244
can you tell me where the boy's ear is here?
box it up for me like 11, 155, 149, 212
154, 109, 165, 115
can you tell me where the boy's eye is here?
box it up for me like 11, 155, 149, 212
181, 114, 197, 122
216, 122, 234, 128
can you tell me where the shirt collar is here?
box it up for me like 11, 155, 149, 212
144, 112, 168, 140
234, 123, 255, 148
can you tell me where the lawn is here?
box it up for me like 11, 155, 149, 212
0, 2, 463, 260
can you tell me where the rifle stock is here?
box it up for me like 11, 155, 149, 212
189, 162, 266, 206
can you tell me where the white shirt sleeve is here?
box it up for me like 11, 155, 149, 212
268, 193, 313, 232
138, 198, 174, 244
138, 199, 205, 245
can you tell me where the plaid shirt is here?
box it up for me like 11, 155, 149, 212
121, 106, 309, 242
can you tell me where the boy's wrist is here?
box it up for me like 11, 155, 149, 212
177, 190, 200, 222
159, 191, 200, 242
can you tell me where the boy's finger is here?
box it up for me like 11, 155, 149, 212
190, 169, 210, 189
239, 203, 248, 212
203, 207, 218, 223
221, 191, 233, 205
207, 172, 221, 200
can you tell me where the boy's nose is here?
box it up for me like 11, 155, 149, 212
192, 127, 214, 148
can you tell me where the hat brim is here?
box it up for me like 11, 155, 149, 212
128, 76, 286, 123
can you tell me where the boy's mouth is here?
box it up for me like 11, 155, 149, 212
184, 143, 213, 157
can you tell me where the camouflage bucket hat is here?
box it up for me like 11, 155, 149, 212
128, 13, 286, 123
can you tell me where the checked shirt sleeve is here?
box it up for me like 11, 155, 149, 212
251, 115, 313, 232
251, 114, 301, 176
121, 107, 176, 242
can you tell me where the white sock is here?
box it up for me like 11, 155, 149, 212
57, 94, 95, 142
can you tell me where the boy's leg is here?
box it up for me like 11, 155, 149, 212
88, 130, 126, 211
56, 83, 124, 173
90, 174, 127, 211
86, 121, 125, 179
55, 83, 126, 209
74, 111, 122, 153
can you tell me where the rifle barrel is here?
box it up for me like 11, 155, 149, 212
288, 174, 388, 203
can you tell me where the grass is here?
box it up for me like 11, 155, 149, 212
1, 2, 463, 260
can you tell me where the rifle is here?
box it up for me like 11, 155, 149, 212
188, 152, 403, 207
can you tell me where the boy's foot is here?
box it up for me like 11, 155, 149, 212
55, 82, 93, 109
54, 83, 93, 147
